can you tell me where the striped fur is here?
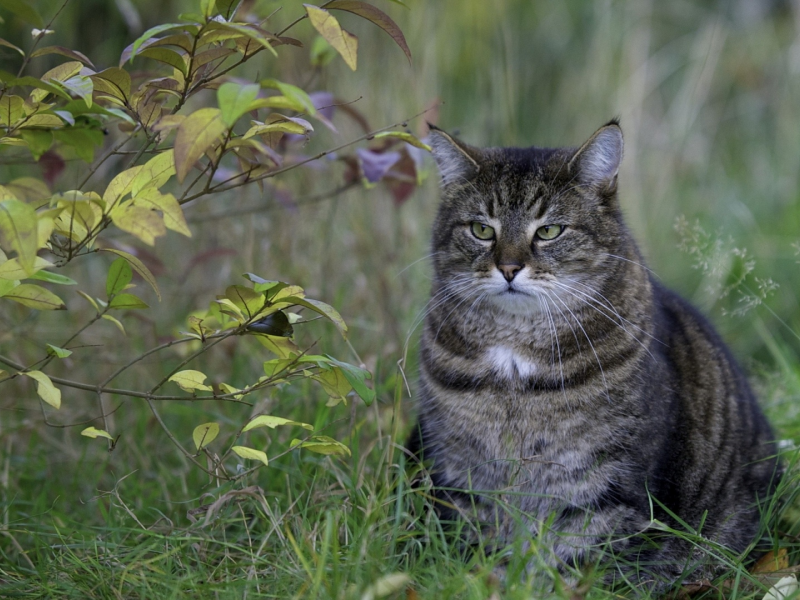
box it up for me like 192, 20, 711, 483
410, 122, 779, 588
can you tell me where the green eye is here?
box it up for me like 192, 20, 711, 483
535, 224, 563, 240
471, 222, 495, 240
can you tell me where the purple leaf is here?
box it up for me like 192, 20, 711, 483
356, 148, 401, 184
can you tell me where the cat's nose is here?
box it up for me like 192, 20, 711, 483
498, 263, 522, 282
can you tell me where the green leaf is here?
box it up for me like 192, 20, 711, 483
280, 296, 348, 338
76, 289, 99, 311
90, 67, 131, 102
59, 75, 94, 108
193, 422, 219, 450
0, 0, 44, 27
217, 82, 260, 128
31, 270, 77, 285
0, 38, 25, 57
101, 314, 126, 335
202, 21, 278, 56
169, 369, 213, 392
129, 23, 191, 60
373, 131, 431, 151
30, 45, 95, 68
327, 0, 411, 64
0, 279, 19, 297
139, 47, 189, 77
327, 356, 375, 405
81, 426, 113, 440
19, 129, 53, 160
108, 292, 148, 310
106, 257, 133, 297
242, 120, 309, 139
53, 127, 104, 163
46, 344, 72, 358
261, 79, 317, 115
0, 199, 38, 276
98, 249, 161, 301
173, 107, 227, 183
242, 415, 313, 433
304, 5, 358, 71
231, 445, 269, 466
24, 370, 61, 409
4, 283, 65, 310
290, 436, 351, 456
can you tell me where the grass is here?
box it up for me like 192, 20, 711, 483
2, 0, 800, 597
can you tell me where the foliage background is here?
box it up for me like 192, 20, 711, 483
2, 0, 799, 597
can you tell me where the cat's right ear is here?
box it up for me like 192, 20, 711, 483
428, 125, 481, 187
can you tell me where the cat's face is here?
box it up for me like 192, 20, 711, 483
429, 123, 628, 316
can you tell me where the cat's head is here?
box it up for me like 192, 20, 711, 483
428, 121, 632, 315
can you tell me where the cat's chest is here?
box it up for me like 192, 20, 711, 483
484, 345, 538, 379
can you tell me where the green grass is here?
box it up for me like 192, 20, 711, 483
3, 0, 800, 597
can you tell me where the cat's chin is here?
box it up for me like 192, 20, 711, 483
488, 290, 547, 316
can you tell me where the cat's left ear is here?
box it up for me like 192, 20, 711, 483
569, 121, 624, 195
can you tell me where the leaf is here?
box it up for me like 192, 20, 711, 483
763, 575, 799, 600
103, 166, 144, 210
242, 415, 313, 433
261, 79, 317, 115
173, 107, 227, 183
304, 5, 358, 71
139, 47, 189, 77
193, 422, 220, 450
203, 21, 278, 56
46, 344, 72, 358
0, 94, 23, 126
31, 270, 76, 285
0, 256, 52, 280
231, 445, 269, 466
59, 75, 94, 108
243, 120, 308, 139
169, 370, 213, 392
130, 150, 176, 197
131, 189, 191, 237
373, 131, 431, 150
108, 293, 148, 310
4, 283, 65, 310
101, 314, 126, 335
110, 203, 167, 246
52, 128, 103, 162
106, 257, 133, 297
81, 426, 114, 440
39, 61, 83, 84
356, 148, 401, 184
19, 129, 52, 159
753, 549, 790, 574
327, 356, 375, 405
0, 38, 25, 56
20, 114, 65, 128
76, 289, 99, 311
0, 0, 44, 27
98, 248, 161, 301
128, 23, 192, 61
327, 0, 411, 64
280, 296, 348, 337
290, 436, 351, 456
30, 46, 95, 68
24, 370, 61, 408
219, 382, 243, 399
0, 279, 19, 297
217, 82, 260, 128
90, 68, 131, 102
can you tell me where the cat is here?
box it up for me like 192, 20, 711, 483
408, 120, 780, 590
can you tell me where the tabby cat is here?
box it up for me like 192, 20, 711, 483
409, 120, 779, 589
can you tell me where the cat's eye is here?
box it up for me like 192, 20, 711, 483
471, 222, 495, 241
535, 224, 564, 241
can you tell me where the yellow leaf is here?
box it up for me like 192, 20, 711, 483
290, 435, 351, 456
20, 114, 65, 128
76, 289, 99, 311
110, 203, 166, 246
243, 120, 308, 139
231, 445, 269, 466
304, 5, 358, 71
7, 177, 50, 204
168, 370, 213, 392
373, 131, 432, 151
219, 382, 243, 399
0, 199, 39, 276
90, 67, 131, 102
0, 256, 53, 280
192, 422, 220, 450
0, 95, 24, 126
101, 314, 126, 335
103, 166, 145, 212
173, 107, 227, 183
130, 150, 175, 197
81, 426, 114, 440
4, 283, 65, 310
24, 370, 61, 409
242, 415, 313, 432
131, 189, 191, 237
753, 548, 789, 574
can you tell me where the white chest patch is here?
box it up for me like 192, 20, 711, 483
486, 346, 537, 379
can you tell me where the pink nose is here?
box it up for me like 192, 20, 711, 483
498, 263, 522, 282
